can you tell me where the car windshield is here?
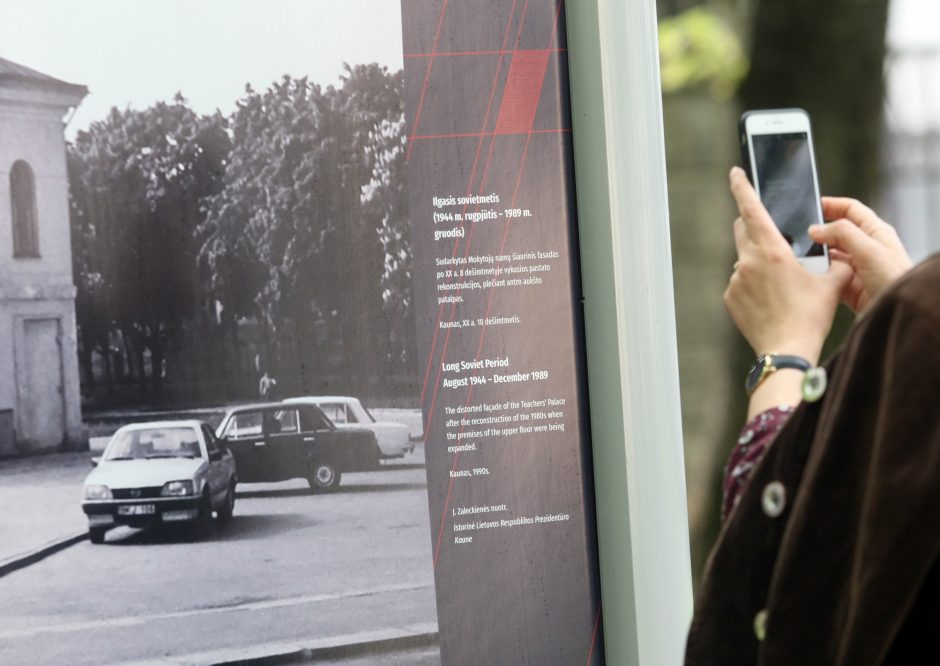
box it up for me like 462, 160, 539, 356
104, 427, 202, 461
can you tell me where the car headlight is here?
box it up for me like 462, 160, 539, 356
161, 480, 196, 497
84, 484, 112, 500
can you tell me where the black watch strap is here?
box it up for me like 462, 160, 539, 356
745, 353, 812, 395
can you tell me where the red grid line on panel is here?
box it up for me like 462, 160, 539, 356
418, 0, 521, 414
587, 604, 602, 664
404, 47, 566, 58
406, 0, 450, 162
411, 127, 570, 141
432, 0, 566, 571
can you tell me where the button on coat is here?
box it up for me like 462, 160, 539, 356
761, 482, 786, 518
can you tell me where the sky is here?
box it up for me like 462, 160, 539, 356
2, 0, 939, 136
0, 0, 404, 138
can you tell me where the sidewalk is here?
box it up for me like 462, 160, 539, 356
0, 452, 92, 571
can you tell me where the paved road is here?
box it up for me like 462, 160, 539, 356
0, 453, 441, 665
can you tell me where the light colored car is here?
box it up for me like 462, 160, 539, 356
282, 396, 415, 458
81, 420, 237, 544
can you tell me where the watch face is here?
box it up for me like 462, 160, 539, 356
746, 354, 813, 395
746, 355, 771, 394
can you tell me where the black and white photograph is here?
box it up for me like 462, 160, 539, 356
0, 2, 441, 663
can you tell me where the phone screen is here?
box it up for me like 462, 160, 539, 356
752, 132, 825, 258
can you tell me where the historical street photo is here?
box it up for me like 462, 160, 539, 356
0, 1, 440, 664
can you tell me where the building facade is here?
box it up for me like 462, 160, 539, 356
0, 58, 86, 455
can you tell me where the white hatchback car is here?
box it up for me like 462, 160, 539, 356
81, 421, 237, 543
282, 396, 415, 458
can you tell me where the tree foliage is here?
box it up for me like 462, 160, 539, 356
69, 65, 412, 403
197, 64, 408, 392
659, 6, 748, 100
69, 97, 230, 393
740, 0, 890, 200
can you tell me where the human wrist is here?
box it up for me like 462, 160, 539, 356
752, 339, 821, 367
745, 351, 814, 396
746, 369, 804, 420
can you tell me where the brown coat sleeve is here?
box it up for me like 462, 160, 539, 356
687, 255, 940, 665
764, 265, 940, 664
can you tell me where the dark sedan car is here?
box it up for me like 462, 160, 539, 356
215, 403, 380, 491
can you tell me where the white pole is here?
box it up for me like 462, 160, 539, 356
566, 1, 693, 663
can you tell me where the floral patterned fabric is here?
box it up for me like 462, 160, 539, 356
721, 406, 794, 522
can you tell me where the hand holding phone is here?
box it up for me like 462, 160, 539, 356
739, 108, 829, 274
725, 167, 852, 406
809, 198, 913, 311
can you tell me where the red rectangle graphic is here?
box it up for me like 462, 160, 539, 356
493, 49, 551, 135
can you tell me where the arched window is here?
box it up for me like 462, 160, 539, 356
10, 160, 39, 257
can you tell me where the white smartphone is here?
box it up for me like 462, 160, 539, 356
739, 108, 829, 274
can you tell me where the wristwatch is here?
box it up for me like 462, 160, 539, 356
745, 353, 812, 395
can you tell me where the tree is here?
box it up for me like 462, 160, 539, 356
740, 0, 890, 200
199, 74, 338, 393
316, 64, 407, 390
199, 65, 409, 395
363, 114, 416, 375
69, 98, 230, 395
70, 66, 412, 404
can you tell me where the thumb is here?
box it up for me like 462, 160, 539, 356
822, 256, 853, 291
809, 220, 881, 265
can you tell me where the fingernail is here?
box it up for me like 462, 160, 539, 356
730, 166, 744, 179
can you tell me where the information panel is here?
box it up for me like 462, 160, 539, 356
402, 1, 604, 661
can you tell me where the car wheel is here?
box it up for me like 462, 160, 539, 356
186, 493, 213, 541
89, 527, 107, 545
217, 481, 236, 524
307, 461, 342, 493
